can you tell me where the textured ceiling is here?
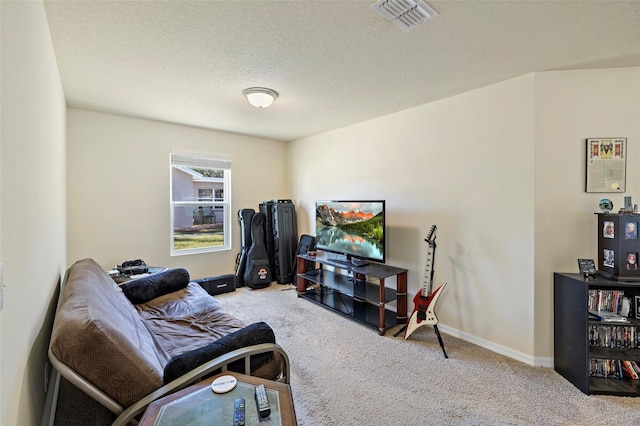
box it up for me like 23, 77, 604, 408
43, 1, 640, 142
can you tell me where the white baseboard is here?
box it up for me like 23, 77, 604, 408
437, 324, 554, 368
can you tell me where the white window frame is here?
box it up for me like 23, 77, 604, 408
170, 152, 232, 256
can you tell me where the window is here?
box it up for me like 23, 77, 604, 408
170, 152, 231, 255
198, 188, 213, 201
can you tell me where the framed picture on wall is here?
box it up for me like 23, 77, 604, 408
586, 138, 627, 193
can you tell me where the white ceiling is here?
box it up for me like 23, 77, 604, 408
43, 1, 640, 142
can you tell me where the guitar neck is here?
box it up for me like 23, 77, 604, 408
421, 243, 436, 297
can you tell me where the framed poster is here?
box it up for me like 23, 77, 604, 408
586, 138, 626, 193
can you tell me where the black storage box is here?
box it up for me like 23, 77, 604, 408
597, 213, 640, 281
194, 274, 236, 295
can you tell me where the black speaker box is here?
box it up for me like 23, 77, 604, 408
194, 274, 236, 295
297, 234, 317, 271
271, 200, 298, 284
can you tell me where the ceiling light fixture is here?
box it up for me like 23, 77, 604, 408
242, 87, 279, 108
372, 0, 438, 31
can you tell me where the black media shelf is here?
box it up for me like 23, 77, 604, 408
554, 272, 640, 396
588, 377, 640, 395
299, 270, 397, 304
299, 289, 398, 331
297, 252, 408, 336
589, 346, 640, 361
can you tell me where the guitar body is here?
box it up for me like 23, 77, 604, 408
404, 282, 446, 339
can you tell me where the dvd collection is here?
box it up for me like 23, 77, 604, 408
587, 289, 640, 380
589, 358, 640, 380
588, 289, 627, 314
589, 324, 640, 348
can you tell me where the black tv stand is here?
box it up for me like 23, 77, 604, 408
330, 256, 369, 267
296, 252, 408, 335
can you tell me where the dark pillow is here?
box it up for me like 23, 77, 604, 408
163, 322, 275, 383
121, 268, 190, 304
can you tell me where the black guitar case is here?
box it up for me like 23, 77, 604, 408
259, 199, 299, 284
259, 200, 277, 279
243, 212, 272, 289
235, 208, 255, 288
272, 200, 298, 284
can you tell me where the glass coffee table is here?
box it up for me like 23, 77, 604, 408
139, 372, 297, 426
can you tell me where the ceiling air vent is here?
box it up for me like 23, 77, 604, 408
372, 0, 438, 31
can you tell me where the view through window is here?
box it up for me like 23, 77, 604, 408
170, 152, 231, 255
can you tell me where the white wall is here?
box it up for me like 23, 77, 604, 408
289, 74, 538, 362
67, 109, 287, 279
0, 2, 67, 425
289, 67, 640, 365
533, 67, 640, 359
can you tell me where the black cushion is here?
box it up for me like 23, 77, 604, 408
163, 321, 275, 383
120, 268, 190, 304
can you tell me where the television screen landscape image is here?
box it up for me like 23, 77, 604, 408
315, 200, 386, 263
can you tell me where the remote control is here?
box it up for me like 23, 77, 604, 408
254, 384, 271, 418
233, 398, 245, 426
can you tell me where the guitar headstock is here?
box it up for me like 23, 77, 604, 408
425, 225, 437, 244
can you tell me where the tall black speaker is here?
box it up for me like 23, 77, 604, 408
273, 200, 298, 284
260, 199, 298, 284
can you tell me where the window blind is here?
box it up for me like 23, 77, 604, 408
170, 152, 231, 170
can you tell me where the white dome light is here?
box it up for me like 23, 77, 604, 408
242, 87, 279, 108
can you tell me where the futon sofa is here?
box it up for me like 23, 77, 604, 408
49, 258, 289, 425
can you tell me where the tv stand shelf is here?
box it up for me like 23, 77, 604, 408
296, 253, 408, 335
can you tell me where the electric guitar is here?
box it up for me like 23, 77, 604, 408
404, 225, 447, 340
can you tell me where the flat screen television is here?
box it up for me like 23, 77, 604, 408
315, 200, 386, 265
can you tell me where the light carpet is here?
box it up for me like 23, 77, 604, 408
215, 284, 640, 426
